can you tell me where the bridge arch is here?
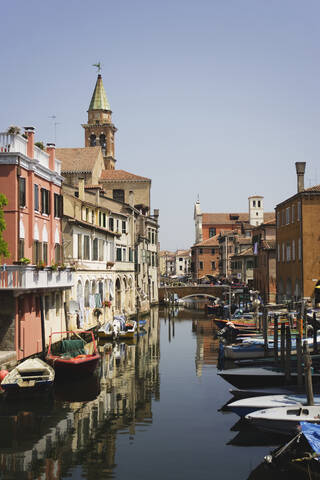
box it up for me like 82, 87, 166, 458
180, 294, 217, 301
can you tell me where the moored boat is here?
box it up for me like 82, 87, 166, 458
228, 394, 320, 417
1, 358, 55, 395
246, 405, 320, 435
47, 331, 100, 377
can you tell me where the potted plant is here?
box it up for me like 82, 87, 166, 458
50, 263, 58, 271
106, 261, 115, 268
58, 263, 66, 270
13, 257, 31, 265
103, 300, 112, 308
36, 260, 46, 270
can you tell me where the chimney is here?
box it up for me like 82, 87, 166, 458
78, 178, 85, 201
46, 143, 56, 171
128, 190, 135, 207
295, 162, 306, 193
153, 208, 159, 220
24, 127, 35, 159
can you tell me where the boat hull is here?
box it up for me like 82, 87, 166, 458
47, 354, 100, 377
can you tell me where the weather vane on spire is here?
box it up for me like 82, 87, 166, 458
92, 62, 102, 73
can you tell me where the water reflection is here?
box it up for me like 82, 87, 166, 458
0, 308, 160, 479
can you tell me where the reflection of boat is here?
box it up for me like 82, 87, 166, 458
47, 331, 100, 377
218, 367, 320, 388
246, 405, 320, 435
227, 427, 283, 447
228, 394, 320, 417
230, 386, 308, 400
54, 374, 101, 402
1, 358, 54, 396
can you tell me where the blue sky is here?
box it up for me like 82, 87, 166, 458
1, 0, 320, 250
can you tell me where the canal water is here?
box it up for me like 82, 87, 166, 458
0, 308, 312, 479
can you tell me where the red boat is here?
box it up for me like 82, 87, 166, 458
46, 331, 100, 377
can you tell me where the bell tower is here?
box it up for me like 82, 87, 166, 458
82, 74, 117, 169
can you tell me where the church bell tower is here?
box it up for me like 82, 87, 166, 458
82, 74, 117, 169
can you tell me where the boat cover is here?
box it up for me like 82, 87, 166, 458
300, 422, 320, 460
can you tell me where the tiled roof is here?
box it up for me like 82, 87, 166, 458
238, 246, 254, 256
100, 169, 150, 182
304, 184, 320, 192
202, 212, 275, 225
89, 74, 111, 111
194, 235, 220, 247
56, 147, 101, 173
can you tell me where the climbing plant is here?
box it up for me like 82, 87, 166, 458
0, 194, 9, 260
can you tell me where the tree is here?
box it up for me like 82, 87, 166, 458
0, 194, 9, 260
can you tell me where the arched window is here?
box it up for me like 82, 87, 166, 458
99, 134, 106, 150
84, 280, 90, 307
77, 281, 83, 305
90, 134, 96, 147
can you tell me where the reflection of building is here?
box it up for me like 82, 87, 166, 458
193, 318, 219, 376
0, 309, 160, 479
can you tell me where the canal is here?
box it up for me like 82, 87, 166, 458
0, 308, 310, 479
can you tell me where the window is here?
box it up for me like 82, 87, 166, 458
18, 239, 24, 260
253, 200, 256, 207
286, 207, 290, 225
277, 243, 280, 262
277, 211, 280, 227
292, 240, 295, 261
129, 248, 133, 262
199, 261, 203, 269
282, 243, 285, 262
90, 134, 96, 146
297, 201, 301, 221
286, 242, 291, 262
103, 213, 106, 228
92, 238, 98, 260
152, 231, 155, 244
122, 221, 126, 234
247, 260, 253, 269
41, 188, 50, 215
34, 184, 39, 211
19, 177, 26, 207
99, 211, 102, 226
78, 234, 82, 259
99, 239, 104, 261
292, 205, 295, 223
258, 200, 261, 207
211, 248, 215, 254
179, 265, 182, 271
54, 194, 63, 218
209, 228, 216, 238
298, 237, 302, 260
55, 243, 61, 263
43, 242, 48, 264
86, 208, 89, 222
211, 261, 215, 270
116, 247, 122, 261
122, 248, 126, 261
113, 189, 125, 203
109, 217, 114, 231
199, 248, 203, 254
33, 240, 41, 264
83, 236, 90, 260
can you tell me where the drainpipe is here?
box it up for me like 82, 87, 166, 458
39, 296, 46, 359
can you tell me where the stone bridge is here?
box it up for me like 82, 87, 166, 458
158, 285, 225, 302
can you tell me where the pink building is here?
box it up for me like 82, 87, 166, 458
0, 127, 73, 362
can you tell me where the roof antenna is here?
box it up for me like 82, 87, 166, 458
48, 115, 60, 144
197, 194, 200, 202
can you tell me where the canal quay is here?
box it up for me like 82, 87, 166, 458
0, 306, 310, 480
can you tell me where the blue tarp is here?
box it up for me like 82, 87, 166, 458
300, 422, 320, 460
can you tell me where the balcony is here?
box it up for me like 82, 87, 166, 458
0, 132, 27, 155
0, 266, 74, 290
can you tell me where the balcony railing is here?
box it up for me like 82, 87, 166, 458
0, 133, 27, 155
0, 266, 74, 290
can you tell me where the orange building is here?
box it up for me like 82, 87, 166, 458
276, 162, 320, 302
191, 235, 220, 280
252, 219, 276, 303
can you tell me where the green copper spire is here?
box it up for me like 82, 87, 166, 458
88, 74, 111, 111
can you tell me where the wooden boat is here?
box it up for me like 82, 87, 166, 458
218, 366, 320, 389
98, 321, 114, 340
119, 320, 137, 339
47, 331, 100, 377
228, 394, 320, 417
98, 316, 137, 340
246, 405, 320, 435
1, 358, 54, 395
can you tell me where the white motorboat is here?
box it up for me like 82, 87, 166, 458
246, 405, 320, 435
228, 394, 320, 417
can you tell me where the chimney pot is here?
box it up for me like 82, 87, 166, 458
24, 127, 35, 159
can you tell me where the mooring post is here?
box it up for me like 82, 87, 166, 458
263, 306, 268, 355
285, 325, 292, 383
303, 341, 314, 406
296, 334, 303, 388
274, 314, 279, 363
280, 323, 286, 369
313, 311, 318, 353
